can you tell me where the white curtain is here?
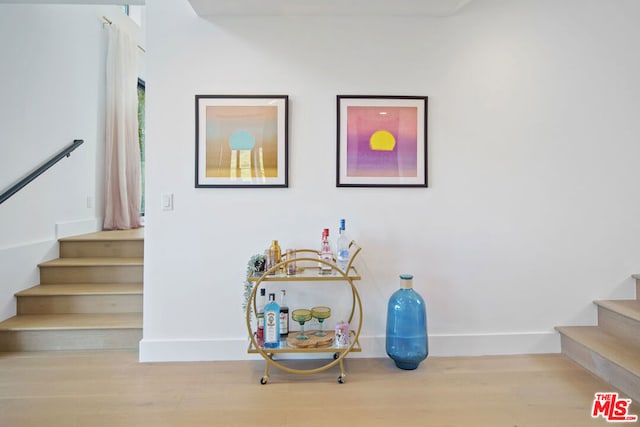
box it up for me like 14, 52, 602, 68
103, 24, 142, 230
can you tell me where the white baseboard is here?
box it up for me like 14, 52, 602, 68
139, 338, 262, 362
139, 331, 561, 363
425, 331, 561, 357
55, 218, 101, 239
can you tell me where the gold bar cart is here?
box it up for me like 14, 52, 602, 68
245, 244, 362, 384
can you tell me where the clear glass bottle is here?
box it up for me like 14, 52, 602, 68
336, 218, 350, 273
285, 249, 296, 275
279, 289, 289, 337
264, 293, 281, 349
265, 248, 274, 275
386, 274, 428, 370
256, 288, 266, 341
319, 228, 332, 275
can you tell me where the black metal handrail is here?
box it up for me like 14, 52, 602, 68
0, 139, 84, 205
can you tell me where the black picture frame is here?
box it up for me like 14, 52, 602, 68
337, 95, 428, 188
195, 95, 289, 188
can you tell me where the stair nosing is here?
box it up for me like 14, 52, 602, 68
0, 314, 143, 331
556, 325, 640, 377
58, 229, 143, 243
60, 238, 143, 242
15, 284, 143, 297
38, 257, 144, 268
594, 299, 640, 323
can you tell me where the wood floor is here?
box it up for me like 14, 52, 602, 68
0, 352, 637, 426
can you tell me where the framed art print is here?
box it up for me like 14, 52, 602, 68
337, 95, 427, 187
195, 95, 288, 188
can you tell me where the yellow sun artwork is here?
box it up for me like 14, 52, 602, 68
369, 130, 396, 151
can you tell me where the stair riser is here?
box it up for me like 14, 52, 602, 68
559, 333, 640, 402
40, 266, 143, 284
60, 241, 143, 258
0, 329, 141, 351
598, 306, 640, 347
17, 295, 143, 315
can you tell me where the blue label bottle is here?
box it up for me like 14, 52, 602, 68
386, 274, 428, 370
264, 293, 281, 349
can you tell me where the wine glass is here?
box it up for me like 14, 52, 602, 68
292, 309, 312, 340
311, 306, 331, 337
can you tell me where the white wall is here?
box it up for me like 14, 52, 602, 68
141, 0, 640, 361
0, 4, 135, 320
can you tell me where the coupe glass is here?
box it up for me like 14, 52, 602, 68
311, 306, 331, 337
291, 309, 312, 340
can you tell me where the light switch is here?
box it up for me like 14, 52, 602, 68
161, 193, 173, 211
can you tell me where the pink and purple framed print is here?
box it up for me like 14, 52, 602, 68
337, 95, 427, 187
195, 95, 288, 188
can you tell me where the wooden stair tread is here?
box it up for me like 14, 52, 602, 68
0, 313, 142, 331
16, 284, 143, 297
59, 228, 143, 242
556, 326, 640, 376
595, 299, 640, 322
38, 257, 143, 267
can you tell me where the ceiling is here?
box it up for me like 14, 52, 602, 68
0, 0, 470, 17
0, 0, 145, 3
187, 0, 473, 17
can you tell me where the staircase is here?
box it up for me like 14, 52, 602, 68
0, 229, 143, 351
556, 275, 640, 402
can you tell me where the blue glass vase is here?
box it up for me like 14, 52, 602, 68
386, 274, 428, 370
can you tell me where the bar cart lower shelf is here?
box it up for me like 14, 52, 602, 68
248, 330, 361, 384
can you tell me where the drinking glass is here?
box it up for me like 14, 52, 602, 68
311, 306, 331, 337
291, 309, 312, 340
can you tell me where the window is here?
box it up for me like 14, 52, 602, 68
122, 4, 145, 28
